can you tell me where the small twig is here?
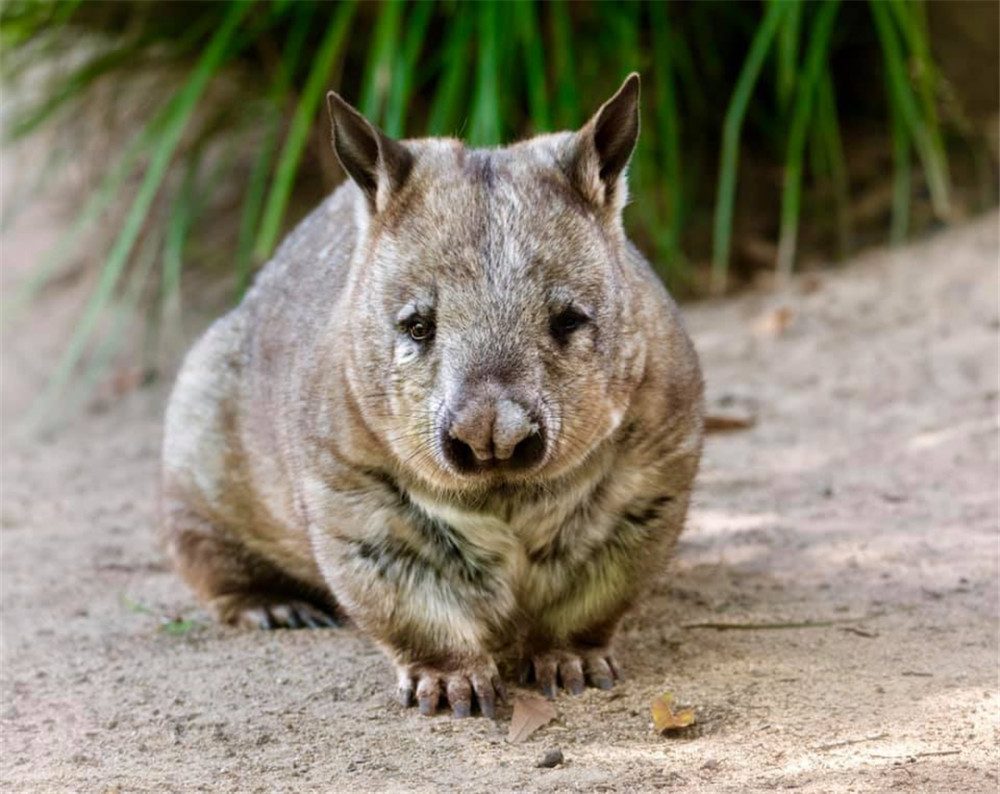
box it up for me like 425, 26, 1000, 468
682, 615, 876, 631
704, 413, 757, 433
900, 671, 933, 677
814, 733, 889, 751
840, 626, 879, 638
870, 750, 961, 759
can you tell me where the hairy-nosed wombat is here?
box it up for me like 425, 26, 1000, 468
161, 73, 703, 718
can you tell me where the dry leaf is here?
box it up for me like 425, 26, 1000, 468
507, 696, 557, 743
651, 692, 696, 734
753, 305, 795, 336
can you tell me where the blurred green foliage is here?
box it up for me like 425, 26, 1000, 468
0, 0, 976, 427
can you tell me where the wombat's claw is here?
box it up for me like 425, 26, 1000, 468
531, 650, 621, 698
397, 660, 505, 719
229, 600, 340, 630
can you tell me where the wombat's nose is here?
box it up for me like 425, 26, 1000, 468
443, 398, 545, 473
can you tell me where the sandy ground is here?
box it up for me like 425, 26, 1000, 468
1, 182, 998, 791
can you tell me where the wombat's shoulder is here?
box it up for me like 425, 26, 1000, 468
243, 182, 360, 309
623, 243, 704, 431
164, 183, 361, 473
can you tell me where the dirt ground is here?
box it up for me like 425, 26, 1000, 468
1, 176, 998, 791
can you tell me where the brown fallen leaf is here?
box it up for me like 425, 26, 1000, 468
507, 696, 558, 744
651, 692, 696, 734
753, 305, 795, 336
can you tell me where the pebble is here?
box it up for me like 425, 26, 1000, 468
537, 748, 564, 768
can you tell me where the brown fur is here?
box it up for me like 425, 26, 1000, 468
161, 74, 704, 715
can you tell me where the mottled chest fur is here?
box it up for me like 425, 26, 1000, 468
340, 429, 683, 654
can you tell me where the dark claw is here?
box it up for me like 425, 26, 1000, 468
398, 688, 414, 708
284, 610, 304, 629
452, 702, 471, 719
418, 696, 436, 717
541, 681, 556, 699
259, 611, 275, 630
569, 679, 585, 696
297, 610, 320, 629
596, 676, 614, 691
478, 695, 496, 719
317, 613, 340, 628
495, 680, 508, 705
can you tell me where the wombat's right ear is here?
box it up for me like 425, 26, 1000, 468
564, 73, 640, 216
326, 91, 413, 213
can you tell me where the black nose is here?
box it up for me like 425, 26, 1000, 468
441, 416, 546, 474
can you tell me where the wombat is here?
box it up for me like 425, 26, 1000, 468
161, 73, 704, 719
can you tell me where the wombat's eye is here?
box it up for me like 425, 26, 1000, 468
403, 315, 434, 343
549, 307, 590, 344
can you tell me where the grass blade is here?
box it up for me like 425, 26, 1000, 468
154, 133, 240, 370
161, 152, 200, 330
234, 4, 313, 297
383, 0, 435, 139
1, 1, 227, 322
711, 1, 790, 293
887, 0, 949, 194
59, 221, 161, 422
235, 117, 282, 297
4, 96, 173, 321
516, 0, 550, 133
650, 1, 683, 256
887, 66, 912, 246
24, 0, 252, 431
426, 5, 474, 137
5, 39, 152, 144
469, 1, 501, 146
817, 67, 851, 259
870, 0, 950, 219
253, 0, 357, 265
3, 11, 217, 144
359, 0, 403, 127
774, 0, 802, 116
549, 0, 579, 129
776, 0, 841, 282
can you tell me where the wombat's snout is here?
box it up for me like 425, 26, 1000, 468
441, 394, 546, 474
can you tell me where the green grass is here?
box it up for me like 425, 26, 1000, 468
21, 0, 252, 430
775, 0, 841, 282
252, 0, 357, 266
711, 0, 790, 293
0, 0, 979, 427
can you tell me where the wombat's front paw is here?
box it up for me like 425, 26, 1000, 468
397, 658, 506, 719
529, 649, 622, 698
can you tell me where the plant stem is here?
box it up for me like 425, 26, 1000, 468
776, 0, 841, 283
711, 1, 790, 294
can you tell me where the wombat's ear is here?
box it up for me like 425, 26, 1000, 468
327, 91, 413, 213
565, 73, 640, 213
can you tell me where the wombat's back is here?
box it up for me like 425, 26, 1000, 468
160, 184, 360, 620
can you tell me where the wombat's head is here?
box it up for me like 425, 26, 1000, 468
330, 75, 648, 493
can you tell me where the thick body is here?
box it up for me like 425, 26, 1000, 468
162, 77, 704, 714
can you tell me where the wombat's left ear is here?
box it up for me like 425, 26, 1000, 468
327, 91, 413, 213
565, 73, 640, 213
